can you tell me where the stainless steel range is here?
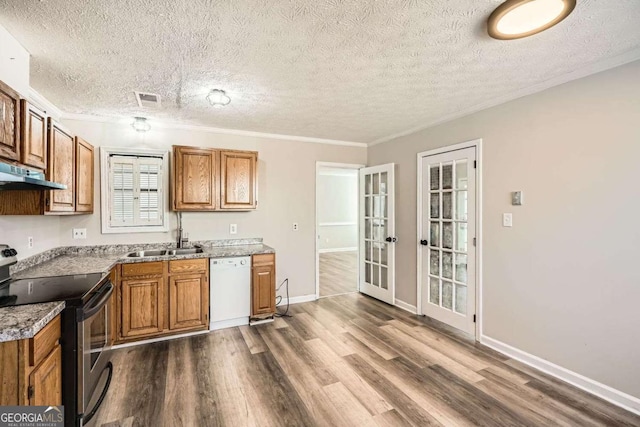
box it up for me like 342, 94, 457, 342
0, 245, 114, 427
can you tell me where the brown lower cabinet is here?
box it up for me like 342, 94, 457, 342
116, 259, 209, 343
251, 253, 276, 319
0, 315, 62, 406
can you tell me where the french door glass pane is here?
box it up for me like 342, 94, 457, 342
455, 160, 468, 190
380, 172, 388, 194
365, 219, 372, 239
455, 253, 467, 283
380, 267, 388, 289
365, 196, 371, 217
430, 193, 440, 218
442, 164, 453, 189
365, 263, 371, 283
430, 222, 440, 247
380, 245, 388, 265
455, 284, 467, 314
442, 222, 453, 249
430, 251, 440, 275
373, 246, 380, 263
455, 191, 467, 221
429, 277, 440, 305
365, 175, 372, 195
373, 196, 381, 217
372, 265, 380, 287
455, 223, 467, 252
373, 173, 380, 194
442, 192, 452, 219
442, 281, 453, 309
365, 241, 372, 262
442, 252, 453, 279
430, 166, 440, 190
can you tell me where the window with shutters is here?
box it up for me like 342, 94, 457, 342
100, 147, 170, 234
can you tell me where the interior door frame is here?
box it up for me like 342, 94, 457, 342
315, 161, 366, 299
416, 138, 483, 339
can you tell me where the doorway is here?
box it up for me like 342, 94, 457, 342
417, 140, 481, 337
315, 162, 364, 298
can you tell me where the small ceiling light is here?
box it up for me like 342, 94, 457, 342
206, 89, 231, 108
488, 0, 576, 40
131, 117, 151, 132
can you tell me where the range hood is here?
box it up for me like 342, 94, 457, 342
0, 162, 67, 191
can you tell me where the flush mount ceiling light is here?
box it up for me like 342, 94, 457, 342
131, 117, 151, 132
488, 0, 576, 40
206, 89, 231, 108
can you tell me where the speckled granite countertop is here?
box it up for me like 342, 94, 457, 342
1, 238, 274, 342
0, 302, 65, 342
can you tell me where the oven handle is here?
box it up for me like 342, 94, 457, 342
78, 281, 113, 321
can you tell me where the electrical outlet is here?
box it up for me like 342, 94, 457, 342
502, 213, 513, 227
229, 224, 237, 235
293, 223, 299, 231
73, 228, 87, 239
28, 236, 34, 249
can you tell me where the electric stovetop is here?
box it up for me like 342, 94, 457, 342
0, 273, 107, 308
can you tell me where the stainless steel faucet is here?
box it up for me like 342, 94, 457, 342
176, 212, 189, 248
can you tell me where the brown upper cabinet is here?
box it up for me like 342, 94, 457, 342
46, 119, 76, 213
173, 145, 217, 211
0, 80, 21, 162
172, 145, 258, 211
75, 136, 94, 213
20, 100, 47, 170
219, 150, 257, 210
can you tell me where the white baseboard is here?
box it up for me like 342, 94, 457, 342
318, 247, 358, 253
480, 335, 640, 415
210, 317, 249, 331
394, 299, 417, 314
112, 329, 210, 350
278, 294, 317, 306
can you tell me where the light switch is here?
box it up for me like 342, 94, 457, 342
502, 213, 513, 227
512, 191, 524, 206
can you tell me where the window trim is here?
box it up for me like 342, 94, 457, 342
100, 146, 170, 234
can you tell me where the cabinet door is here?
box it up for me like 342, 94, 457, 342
28, 345, 62, 406
169, 274, 209, 330
75, 137, 94, 213
121, 276, 164, 338
173, 146, 216, 210
219, 150, 257, 210
252, 264, 275, 317
46, 119, 75, 212
0, 80, 20, 162
20, 101, 47, 170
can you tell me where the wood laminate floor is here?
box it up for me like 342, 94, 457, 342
94, 294, 640, 427
319, 251, 358, 297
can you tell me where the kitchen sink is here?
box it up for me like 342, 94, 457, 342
126, 248, 204, 258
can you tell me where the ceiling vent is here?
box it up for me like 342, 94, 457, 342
134, 91, 161, 108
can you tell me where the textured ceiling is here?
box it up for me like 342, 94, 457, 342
0, 0, 639, 143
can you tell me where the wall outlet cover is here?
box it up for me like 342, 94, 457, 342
72, 228, 87, 239
502, 213, 513, 227
293, 223, 299, 231
27, 236, 33, 249
229, 224, 238, 235
512, 191, 524, 206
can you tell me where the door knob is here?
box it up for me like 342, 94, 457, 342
420, 240, 428, 246
385, 237, 398, 243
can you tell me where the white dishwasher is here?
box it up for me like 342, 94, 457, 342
210, 256, 251, 330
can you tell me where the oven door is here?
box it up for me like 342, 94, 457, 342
77, 281, 114, 425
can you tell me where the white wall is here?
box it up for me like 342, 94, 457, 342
0, 119, 366, 300
368, 60, 640, 400
317, 170, 358, 251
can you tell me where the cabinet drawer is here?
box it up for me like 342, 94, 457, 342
121, 262, 164, 277
29, 315, 60, 367
169, 258, 208, 274
252, 253, 275, 266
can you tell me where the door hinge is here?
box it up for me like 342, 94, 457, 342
473, 314, 476, 323
27, 385, 34, 400
473, 237, 476, 246
473, 160, 477, 169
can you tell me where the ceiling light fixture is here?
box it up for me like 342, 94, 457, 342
206, 89, 231, 108
131, 117, 151, 132
487, 0, 576, 40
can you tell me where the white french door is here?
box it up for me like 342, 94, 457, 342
359, 164, 395, 305
419, 147, 476, 335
